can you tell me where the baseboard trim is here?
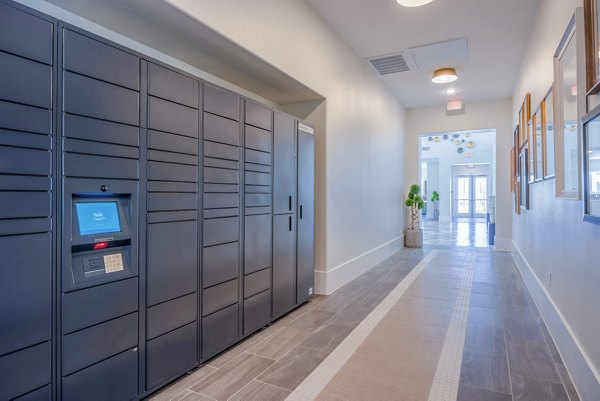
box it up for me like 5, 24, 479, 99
313, 235, 405, 295
512, 242, 600, 401
493, 236, 511, 252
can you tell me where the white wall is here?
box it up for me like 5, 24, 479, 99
511, 1, 600, 399
406, 99, 512, 250
164, 0, 407, 294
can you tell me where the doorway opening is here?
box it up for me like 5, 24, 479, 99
419, 129, 496, 248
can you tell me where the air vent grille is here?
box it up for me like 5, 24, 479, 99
368, 53, 410, 75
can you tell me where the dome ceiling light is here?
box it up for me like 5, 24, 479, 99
432, 67, 458, 84
396, 0, 434, 7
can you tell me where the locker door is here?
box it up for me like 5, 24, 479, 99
273, 113, 296, 214
296, 128, 315, 304
272, 214, 296, 318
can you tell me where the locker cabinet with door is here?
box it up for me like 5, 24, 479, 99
0, 3, 54, 400
201, 85, 242, 359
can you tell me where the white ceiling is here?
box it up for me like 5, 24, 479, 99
306, 0, 542, 109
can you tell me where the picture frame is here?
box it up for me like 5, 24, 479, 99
584, 0, 600, 94
581, 103, 600, 224
554, 13, 582, 199
519, 93, 531, 147
511, 148, 516, 193
528, 116, 535, 184
542, 86, 556, 179
519, 147, 529, 210
534, 105, 544, 181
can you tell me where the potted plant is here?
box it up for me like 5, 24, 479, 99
405, 184, 425, 248
430, 191, 440, 220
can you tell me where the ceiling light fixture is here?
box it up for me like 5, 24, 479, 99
432, 67, 458, 84
443, 87, 458, 95
395, 0, 434, 7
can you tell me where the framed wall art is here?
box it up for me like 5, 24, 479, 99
534, 105, 544, 181
554, 13, 582, 199
582, 104, 600, 224
543, 86, 556, 179
519, 147, 529, 210
585, 0, 600, 94
528, 115, 535, 184
511, 148, 516, 193
519, 93, 531, 147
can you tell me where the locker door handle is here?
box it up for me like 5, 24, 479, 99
300, 205, 303, 219
289, 215, 292, 231
288, 195, 292, 211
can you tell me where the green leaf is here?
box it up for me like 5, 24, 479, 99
408, 192, 415, 200
405, 199, 414, 207
418, 201, 425, 209
409, 184, 421, 194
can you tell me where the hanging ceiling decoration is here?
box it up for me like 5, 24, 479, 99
434, 136, 440, 142
466, 141, 475, 149
443, 134, 448, 140
457, 147, 464, 153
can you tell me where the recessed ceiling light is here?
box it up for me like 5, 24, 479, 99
432, 67, 458, 84
395, 0, 434, 7
443, 87, 458, 95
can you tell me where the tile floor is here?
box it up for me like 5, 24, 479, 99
149, 227, 579, 401
423, 218, 489, 248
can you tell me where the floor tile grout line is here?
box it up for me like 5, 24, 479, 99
284, 250, 440, 401
254, 379, 294, 393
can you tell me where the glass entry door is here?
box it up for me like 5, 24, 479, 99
454, 175, 488, 218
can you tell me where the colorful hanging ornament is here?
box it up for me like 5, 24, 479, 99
466, 141, 475, 149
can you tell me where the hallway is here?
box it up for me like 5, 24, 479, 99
150, 247, 578, 401
423, 218, 490, 248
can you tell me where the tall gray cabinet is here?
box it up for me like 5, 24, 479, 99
272, 115, 315, 317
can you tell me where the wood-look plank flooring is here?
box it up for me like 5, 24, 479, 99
149, 220, 579, 401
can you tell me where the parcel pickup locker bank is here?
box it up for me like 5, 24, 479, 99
0, 0, 315, 399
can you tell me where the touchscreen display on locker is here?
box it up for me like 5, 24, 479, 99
75, 201, 122, 235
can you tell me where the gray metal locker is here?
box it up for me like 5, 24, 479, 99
273, 112, 297, 214
145, 62, 200, 390
297, 126, 315, 304
60, 27, 142, 400
273, 214, 296, 318
0, 2, 54, 399
201, 84, 242, 359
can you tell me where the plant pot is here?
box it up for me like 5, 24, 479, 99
405, 229, 423, 248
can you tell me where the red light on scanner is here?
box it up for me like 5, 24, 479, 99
94, 241, 109, 250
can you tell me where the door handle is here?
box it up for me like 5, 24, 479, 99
288, 195, 292, 211
300, 205, 303, 219
289, 215, 292, 231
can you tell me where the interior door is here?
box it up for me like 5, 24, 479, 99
454, 175, 472, 217
453, 175, 488, 218
473, 176, 488, 218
